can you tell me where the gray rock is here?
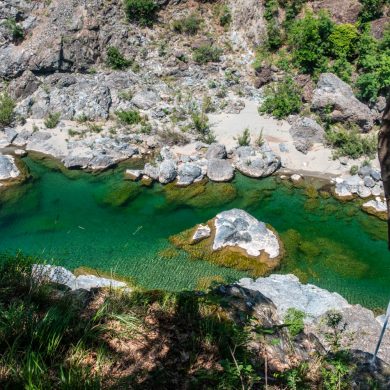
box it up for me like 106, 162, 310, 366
143, 163, 160, 181
213, 209, 280, 258
363, 197, 387, 213
8, 70, 40, 100
0, 154, 20, 181
358, 165, 371, 178
132, 90, 158, 110
177, 162, 202, 185
73, 275, 127, 291
205, 143, 227, 160
279, 143, 289, 152
363, 176, 375, 188
312, 73, 374, 132
192, 224, 211, 241
334, 182, 353, 198
289, 117, 325, 153
238, 274, 350, 321
207, 158, 234, 182
370, 169, 382, 181
357, 184, 372, 198
235, 146, 256, 159
158, 159, 177, 184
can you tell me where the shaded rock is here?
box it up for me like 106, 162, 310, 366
8, 70, 40, 100
205, 143, 227, 160
312, 73, 374, 132
364, 176, 375, 188
213, 209, 280, 258
207, 159, 234, 182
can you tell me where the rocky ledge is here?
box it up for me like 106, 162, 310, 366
170, 209, 282, 276
0, 154, 25, 186
236, 274, 390, 364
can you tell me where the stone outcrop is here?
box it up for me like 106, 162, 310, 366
214, 209, 280, 259
0, 154, 20, 181
312, 73, 374, 132
206, 158, 234, 182
289, 116, 325, 154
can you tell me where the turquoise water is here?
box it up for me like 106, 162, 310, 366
0, 157, 389, 309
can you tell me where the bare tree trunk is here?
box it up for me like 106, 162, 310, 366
378, 98, 390, 249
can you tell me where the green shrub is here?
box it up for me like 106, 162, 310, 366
218, 5, 232, 27
267, 19, 283, 51
235, 128, 251, 146
359, 0, 385, 22
0, 93, 16, 127
116, 109, 142, 125
281, 0, 307, 22
330, 56, 353, 83
124, 0, 159, 26
288, 11, 334, 74
106, 46, 132, 70
284, 308, 305, 337
3, 18, 24, 40
172, 14, 201, 35
44, 112, 61, 129
264, 0, 279, 21
259, 77, 302, 119
328, 23, 359, 59
356, 73, 381, 103
193, 44, 223, 64
325, 128, 377, 159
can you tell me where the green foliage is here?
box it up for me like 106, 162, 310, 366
116, 109, 142, 125
3, 18, 24, 40
193, 44, 223, 64
288, 11, 334, 74
359, 0, 385, 22
330, 56, 353, 83
321, 358, 350, 390
106, 46, 132, 70
0, 93, 16, 127
267, 19, 283, 51
123, 0, 159, 26
264, 0, 279, 21
325, 128, 377, 159
218, 5, 232, 27
44, 112, 61, 128
259, 76, 302, 119
280, 0, 307, 22
349, 165, 359, 175
255, 129, 265, 147
328, 23, 359, 59
172, 14, 202, 35
284, 308, 305, 337
235, 128, 251, 146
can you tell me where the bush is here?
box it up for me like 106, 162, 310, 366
284, 308, 305, 337
259, 77, 302, 119
218, 5, 232, 27
359, 0, 385, 22
193, 44, 223, 64
3, 18, 24, 41
116, 109, 142, 125
124, 0, 159, 26
330, 56, 353, 83
325, 128, 377, 159
267, 19, 283, 51
0, 93, 16, 127
172, 14, 201, 35
106, 46, 132, 70
44, 112, 61, 129
288, 11, 334, 74
328, 23, 359, 59
235, 128, 251, 146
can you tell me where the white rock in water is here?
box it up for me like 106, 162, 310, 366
32, 264, 127, 291
213, 209, 280, 258
290, 174, 302, 182
0, 155, 20, 181
238, 274, 350, 322
363, 197, 387, 213
125, 169, 142, 180
192, 224, 211, 241
334, 182, 352, 198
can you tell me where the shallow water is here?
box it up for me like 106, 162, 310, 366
0, 157, 389, 309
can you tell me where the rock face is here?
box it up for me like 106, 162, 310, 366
207, 158, 234, 182
0, 155, 20, 181
312, 73, 374, 132
239, 274, 350, 320
32, 264, 128, 291
289, 117, 325, 154
234, 144, 280, 178
213, 209, 280, 258
237, 274, 390, 364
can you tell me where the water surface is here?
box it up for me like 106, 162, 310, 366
0, 158, 388, 309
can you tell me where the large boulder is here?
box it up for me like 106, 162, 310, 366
158, 159, 177, 184
214, 209, 280, 258
289, 117, 325, 154
207, 158, 234, 182
0, 154, 20, 181
205, 143, 227, 160
177, 162, 203, 185
312, 73, 374, 132
234, 144, 280, 178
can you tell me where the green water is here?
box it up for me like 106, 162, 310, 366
0, 158, 389, 309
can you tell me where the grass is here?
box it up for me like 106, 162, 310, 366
193, 44, 223, 64
44, 112, 61, 129
115, 109, 142, 125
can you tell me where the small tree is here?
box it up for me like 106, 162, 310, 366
124, 0, 159, 26
106, 47, 132, 70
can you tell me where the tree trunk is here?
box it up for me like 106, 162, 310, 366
378, 98, 390, 249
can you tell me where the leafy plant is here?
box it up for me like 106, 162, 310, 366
0, 93, 16, 127
359, 0, 385, 22
259, 76, 302, 119
218, 5, 232, 27
172, 14, 201, 35
284, 308, 305, 337
44, 112, 61, 128
255, 129, 265, 147
235, 128, 251, 146
328, 23, 359, 59
193, 44, 222, 64
106, 46, 132, 70
3, 18, 24, 41
116, 109, 142, 125
123, 0, 159, 26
